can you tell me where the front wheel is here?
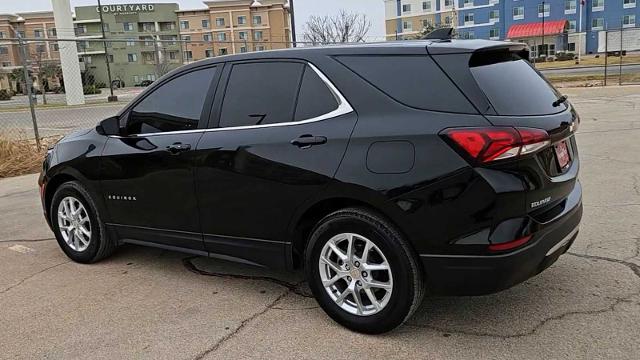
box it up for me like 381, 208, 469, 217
50, 181, 116, 263
305, 208, 424, 334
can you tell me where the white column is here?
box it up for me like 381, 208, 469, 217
51, 0, 85, 105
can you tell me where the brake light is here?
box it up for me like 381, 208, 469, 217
442, 127, 550, 164
488, 235, 532, 252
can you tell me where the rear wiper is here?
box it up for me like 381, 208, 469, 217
552, 95, 568, 107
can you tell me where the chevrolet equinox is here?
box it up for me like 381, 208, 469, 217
40, 40, 582, 334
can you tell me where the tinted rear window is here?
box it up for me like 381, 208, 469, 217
336, 55, 476, 114
470, 51, 566, 116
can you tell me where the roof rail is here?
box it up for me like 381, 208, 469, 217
422, 27, 454, 41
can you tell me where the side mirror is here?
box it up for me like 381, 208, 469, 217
96, 116, 120, 136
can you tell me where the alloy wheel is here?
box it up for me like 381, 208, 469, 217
318, 233, 393, 316
57, 196, 92, 252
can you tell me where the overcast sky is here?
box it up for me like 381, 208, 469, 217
1, 0, 386, 40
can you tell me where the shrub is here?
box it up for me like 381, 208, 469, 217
0, 89, 12, 101
83, 85, 102, 95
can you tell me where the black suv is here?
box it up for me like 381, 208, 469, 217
39, 40, 582, 334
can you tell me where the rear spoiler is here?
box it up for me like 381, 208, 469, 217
426, 40, 530, 61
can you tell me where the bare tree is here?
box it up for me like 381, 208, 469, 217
303, 10, 371, 45
32, 48, 60, 104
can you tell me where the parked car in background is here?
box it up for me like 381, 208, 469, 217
111, 79, 125, 88
39, 39, 582, 334
136, 80, 154, 87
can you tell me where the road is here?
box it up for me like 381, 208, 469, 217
1, 86, 639, 359
0, 103, 126, 139
539, 63, 640, 75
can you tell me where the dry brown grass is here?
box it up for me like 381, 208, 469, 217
0, 136, 60, 178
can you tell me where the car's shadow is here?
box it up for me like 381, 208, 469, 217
108, 244, 636, 338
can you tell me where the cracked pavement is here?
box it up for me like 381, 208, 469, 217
1, 86, 639, 359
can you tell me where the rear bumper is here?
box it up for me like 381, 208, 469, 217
420, 189, 582, 296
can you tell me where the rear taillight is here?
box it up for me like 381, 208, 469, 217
488, 235, 532, 252
441, 127, 550, 164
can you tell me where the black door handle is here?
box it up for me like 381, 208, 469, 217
291, 135, 327, 148
166, 143, 191, 154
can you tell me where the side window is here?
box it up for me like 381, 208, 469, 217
336, 55, 476, 114
294, 66, 339, 121
219, 62, 304, 128
126, 67, 217, 134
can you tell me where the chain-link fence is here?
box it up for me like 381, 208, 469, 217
0, 36, 324, 143
535, 25, 640, 87
1, 31, 639, 143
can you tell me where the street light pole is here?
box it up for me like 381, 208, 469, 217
97, 0, 117, 101
289, 0, 297, 47
541, 1, 545, 58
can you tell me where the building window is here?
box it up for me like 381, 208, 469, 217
463, 0, 473, 8
50, 43, 59, 51
444, 0, 454, 9
128, 53, 138, 62
623, 14, 636, 27
102, 23, 110, 32
219, 48, 228, 56
0, 32, 4, 39
513, 6, 524, 20
444, 16, 452, 25
256, 45, 265, 51
2, 62, 11, 67
592, 18, 604, 30
254, 31, 263, 40
403, 21, 412, 31
538, 3, 550, 18
624, 0, 636, 9
489, 28, 499, 40
161, 22, 176, 31
216, 17, 225, 27
568, 20, 576, 32
109, 54, 114, 63
422, 19, 431, 28
34, 29, 44, 38
464, 13, 474, 25
48, 28, 57, 37
489, 10, 499, 22
422, 1, 431, 11
180, 20, 189, 30
123, 22, 134, 31
205, 49, 214, 58
141, 23, 154, 32
238, 16, 247, 25
592, 0, 604, 11
76, 25, 87, 34
565, 0, 576, 14
202, 19, 210, 28
17, 31, 26, 38
217, 32, 226, 41
36, 44, 46, 53
169, 51, 177, 60
0, 46, 8, 55
143, 37, 154, 47
461, 31, 475, 39
85, 56, 92, 64
239, 31, 248, 40
126, 38, 135, 46
184, 51, 193, 60
240, 46, 247, 53
182, 35, 191, 42
402, 4, 412, 12
568, 42, 576, 52
203, 33, 212, 42
253, 15, 262, 25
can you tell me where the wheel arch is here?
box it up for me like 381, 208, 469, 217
287, 195, 412, 270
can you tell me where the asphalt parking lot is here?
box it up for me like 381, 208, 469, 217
1, 86, 639, 359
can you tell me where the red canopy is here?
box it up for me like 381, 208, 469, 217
507, 20, 568, 39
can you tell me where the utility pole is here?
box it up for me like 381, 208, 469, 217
97, 0, 117, 101
577, 0, 583, 64
619, 21, 623, 86
289, 0, 297, 47
17, 35, 41, 149
541, 1, 545, 58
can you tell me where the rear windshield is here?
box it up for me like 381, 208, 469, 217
469, 51, 566, 116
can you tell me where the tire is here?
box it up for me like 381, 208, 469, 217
50, 181, 116, 263
305, 207, 424, 334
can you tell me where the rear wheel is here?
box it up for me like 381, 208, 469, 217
305, 208, 424, 334
50, 181, 116, 263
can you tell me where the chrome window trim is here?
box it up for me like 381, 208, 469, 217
109, 62, 354, 138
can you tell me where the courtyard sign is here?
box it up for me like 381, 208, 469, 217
96, 4, 155, 15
